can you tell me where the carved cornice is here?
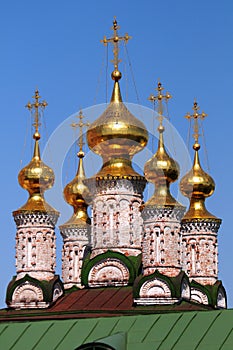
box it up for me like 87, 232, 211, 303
13, 212, 59, 227
60, 225, 90, 240
84, 176, 147, 196
142, 205, 186, 221
181, 219, 221, 234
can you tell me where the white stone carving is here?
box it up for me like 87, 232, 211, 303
191, 288, 208, 305
10, 281, 45, 309
88, 258, 130, 287
53, 282, 63, 301
217, 288, 226, 309
139, 278, 171, 298
181, 279, 191, 300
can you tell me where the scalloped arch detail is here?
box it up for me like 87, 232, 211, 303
139, 278, 171, 298
191, 288, 208, 305
12, 282, 43, 303
88, 258, 130, 287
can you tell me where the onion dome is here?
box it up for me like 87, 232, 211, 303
144, 124, 181, 207
180, 142, 217, 220
14, 90, 57, 214
180, 101, 218, 220
144, 82, 182, 207
60, 111, 91, 229
61, 150, 91, 227
87, 19, 148, 178
87, 71, 148, 177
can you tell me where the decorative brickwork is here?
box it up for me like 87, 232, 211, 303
6, 211, 63, 308
61, 226, 90, 289
14, 212, 58, 281
86, 178, 146, 260
181, 219, 221, 285
142, 206, 185, 277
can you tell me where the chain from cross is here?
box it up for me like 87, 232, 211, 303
26, 89, 48, 140
148, 81, 172, 126
101, 17, 131, 71
185, 100, 207, 144
71, 110, 90, 154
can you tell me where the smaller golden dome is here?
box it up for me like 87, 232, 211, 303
14, 90, 58, 215
16, 139, 57, 213
180, 143, 217, 220
144, 125, 181, 207
62, 151, 91, 227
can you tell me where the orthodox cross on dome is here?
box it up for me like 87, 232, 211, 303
71, 110, 90, 156
185, 100, 207, 145
101, 17, 131, 72
148, 81, 172, 128
26, 89, 48, 141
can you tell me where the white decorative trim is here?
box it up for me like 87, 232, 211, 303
13, 212, 58, 227
191, 288, 208, 305
88, 258, 130, 287
53, 282, 63, 302
217, 288, 226, 309
142, 206, 185, 222
139, 278, 171, 298
181, 279, 191, 300
12, 281, 44, 306
134, 297, 179, 305
9, 301, 50, 309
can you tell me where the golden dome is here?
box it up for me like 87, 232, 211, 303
62, 151, 91, 227
87, 70, 148, 178
144, 125, 181, 207
16, 138, 57, 213
14, 90, 57, 214
180, 143, 217, 220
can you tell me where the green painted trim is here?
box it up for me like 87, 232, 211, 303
133, 270, 189, 299
6, 275, 63, 304
81, 251, 141, 287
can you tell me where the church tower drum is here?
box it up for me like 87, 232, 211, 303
142, 82, 185, 279
83, 19, 148, 287
180, 101, 225, 307
60, 111, 91, 289
6, 90, 63, 309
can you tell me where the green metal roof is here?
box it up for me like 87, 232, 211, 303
1, 309, 233, 349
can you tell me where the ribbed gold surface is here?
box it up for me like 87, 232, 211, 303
180, 143, 217, 220
87, 78, 148, 177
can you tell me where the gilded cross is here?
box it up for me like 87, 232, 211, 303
148, 81, 172, 126
26, 89, 48, 140
101, 17, 131, 70
185, 100, 207, 143
71, 110, 90, 154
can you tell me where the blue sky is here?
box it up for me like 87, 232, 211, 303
0, 0, 233, 308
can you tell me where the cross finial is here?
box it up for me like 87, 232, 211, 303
185, 99, 207, 144
101, 18, 131, 74
71, 110, 90, 157
26, 89, 48, 141
148, 81, 172, 128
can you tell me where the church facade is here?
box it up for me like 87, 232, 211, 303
5, 19, 226, 313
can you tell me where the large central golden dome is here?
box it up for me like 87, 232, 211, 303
87, 70, 148, 177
